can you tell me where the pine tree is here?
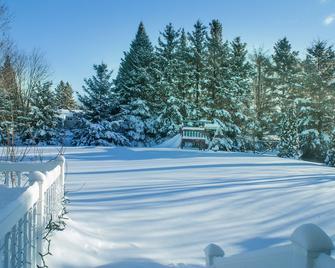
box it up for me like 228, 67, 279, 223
75, 63, 127, 146
55, 81, 77, 110
299, 40, 335, 160
23, 82, 58, 144
155, 23, 183, 139
78, 63, 117, 123
229, 36, 252, 147
115, 22, 158, 145
0, 88, 12, 144
325, 129, 335, 167
188, 20, 207, 119
0, 55, 28, 144
272, 38, 301, 106
272, 38, 302, 157
205, 19, 229, 119
0, 55, 21, 111
277, 107, 299, 158
175, 29, 193, 119
250, 49, 275, 141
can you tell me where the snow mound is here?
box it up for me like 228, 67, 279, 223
155, 134, 181, 148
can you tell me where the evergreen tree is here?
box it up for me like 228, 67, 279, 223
205, 19, 229, 119
75, 63, 127, 146
0, 55, 28, 144
175, 29, 193, 119
204, 20, 237, 150
272, 38, 302, 157
115, 22, 158, 145
277, 107, 299, 158
55, 81, 77, 110
78, 63, 117, 123
272, 38, 301, 107
188, 20, 207, 119
299, 40, 335, 160
325, 129, 335, 167
0, 55, 21, 110
155, 23, 183, 139
229, 36, 253, 147
0, 88, 12, 144
250, 49, 275, 141
23, 82, 58, 144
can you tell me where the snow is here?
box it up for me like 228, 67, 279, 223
290, 223, 334, 251
43, 147, 335, 268
0, 186, 26, 210
155, 135, 181, 148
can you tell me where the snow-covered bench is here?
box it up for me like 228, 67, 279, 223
205, 224, 335, 268
0, 156, 65, 268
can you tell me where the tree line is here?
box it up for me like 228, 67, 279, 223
0, 3, 76, 146
76, 20, 335, 165
0, 14, 334, 165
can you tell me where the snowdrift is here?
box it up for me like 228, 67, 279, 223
155, 134, 181, 148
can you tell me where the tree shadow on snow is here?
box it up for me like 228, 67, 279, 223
66, 161, 321, 177
96, 258, 204, 268
64, 147, 278, 162
236, 236, 287, 252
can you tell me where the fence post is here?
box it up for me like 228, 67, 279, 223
56, 155, 65, 193
204, 243, 225, 267
290, 223, 334, 268
29, 171, 46, 267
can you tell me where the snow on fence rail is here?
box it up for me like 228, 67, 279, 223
0, 156, 65, 268
205, 224, 335, 268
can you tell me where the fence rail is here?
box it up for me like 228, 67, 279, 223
0, 156, 65, 268
205, 224, 335, 268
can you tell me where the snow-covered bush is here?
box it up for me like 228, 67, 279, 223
298, 129, 329, 161
277, 109, 299, 159
72, 118, 128, 146
21, 82, 60, 145
325, 129, 335, 167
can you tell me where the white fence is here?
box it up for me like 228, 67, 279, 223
0, 156, 65, 268
205, 224, 335, 268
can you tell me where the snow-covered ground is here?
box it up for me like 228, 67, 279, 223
44, 146, 335, 268
0, 186, 25, 209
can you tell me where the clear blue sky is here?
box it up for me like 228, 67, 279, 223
4, 0, 335, 94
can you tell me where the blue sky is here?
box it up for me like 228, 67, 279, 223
4, 0, 335, 94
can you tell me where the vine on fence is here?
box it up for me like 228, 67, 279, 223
37, 196, 69, 268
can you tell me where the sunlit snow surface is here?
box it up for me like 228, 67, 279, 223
44, 146, 335, 268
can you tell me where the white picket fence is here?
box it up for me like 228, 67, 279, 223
0, 156, 65, 268
205, 224, 335, 268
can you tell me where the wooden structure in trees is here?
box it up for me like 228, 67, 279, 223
180, 120, 222, 150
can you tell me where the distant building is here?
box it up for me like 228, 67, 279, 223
57, 109, 82, 129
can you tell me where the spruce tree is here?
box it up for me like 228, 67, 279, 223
272, 38, 300, 103
55, 81, 77, 110
188, 20, 207, 119
23, 82, 58, 144
0, 55, 28, 144
175, 29, 193, 119
75, 63, 127, 146
250, 49, 275, 142
229, 36, 252, 146
205, 19, 229, 119
272, 38, 302, 157
277, 107, 299, 158
78, 63, 117, 123
325, 129, 335, 167
155, 23, 183, 139
115, 22, 158, 145
0, 88, 12, 144
204, 20, 238, 150
299, 40, 335, 160
0, 55, 21, 110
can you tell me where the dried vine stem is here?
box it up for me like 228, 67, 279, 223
37, 196, 69, 268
